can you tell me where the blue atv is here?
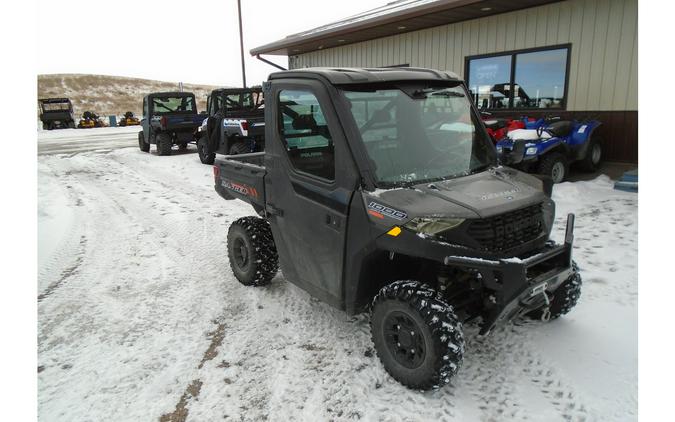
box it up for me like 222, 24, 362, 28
495, 116, 603, 183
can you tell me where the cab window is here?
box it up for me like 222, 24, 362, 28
278, 90, 335, 181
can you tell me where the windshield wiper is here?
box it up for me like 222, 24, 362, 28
430, 91, 465, 98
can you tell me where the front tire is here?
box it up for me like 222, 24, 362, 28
370, 281, 465, 390
538, 152, 568, 183
157, 133, 172, 156
227, 217, 279, 287
197, 135, 215, 164
138, 132, 150, 152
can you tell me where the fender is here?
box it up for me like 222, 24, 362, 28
537, 137, 569, 157
572, 121, 602, 161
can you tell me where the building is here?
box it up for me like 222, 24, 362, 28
251, 0, 638, 163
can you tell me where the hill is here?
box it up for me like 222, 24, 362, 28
37, 74, 221, 119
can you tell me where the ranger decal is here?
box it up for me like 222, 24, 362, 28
222, 180, 259, 198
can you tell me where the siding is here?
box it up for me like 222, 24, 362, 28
289, 0, 638, 112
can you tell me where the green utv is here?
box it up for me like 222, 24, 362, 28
213, 68, 582, 390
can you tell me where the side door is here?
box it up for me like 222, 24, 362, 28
264, 80, 359, 308
141, 96, 150, 142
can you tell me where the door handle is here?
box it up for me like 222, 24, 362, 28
325, 213, 340, 230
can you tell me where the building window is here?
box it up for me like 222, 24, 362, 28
466, 45, 570, 110
278, 89, 335, 181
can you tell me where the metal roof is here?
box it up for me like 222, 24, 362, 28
268, 67, 460, 84
251, 0, 560, 56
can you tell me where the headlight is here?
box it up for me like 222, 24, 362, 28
404, 217, 465, 236
525, 147, 538, 155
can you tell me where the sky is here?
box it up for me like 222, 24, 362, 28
37, 0, 387, 87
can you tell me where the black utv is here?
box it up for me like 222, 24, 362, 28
197, 87, 265, 164
138, 92, 203, 155
38, 98, 76, 130
213, 68, 582, 390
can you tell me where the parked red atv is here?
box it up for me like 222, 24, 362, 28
481, 112, 526, 143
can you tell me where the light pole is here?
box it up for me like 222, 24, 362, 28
237, 0, 247, 88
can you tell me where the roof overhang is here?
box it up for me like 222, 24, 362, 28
251, 0, 561, 56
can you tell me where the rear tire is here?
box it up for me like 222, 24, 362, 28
370, 280, 465, 390
197, 135, 215, 164
229, 141, 249, 155
538, 153, 568, 183
579, 136, 602, 172
138, 132, 150, 152
157, 133, 172, 156
227, 217, 279, 287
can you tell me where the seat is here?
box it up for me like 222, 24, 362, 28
545, 120, 573, 138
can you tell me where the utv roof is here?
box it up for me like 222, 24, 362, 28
39, 98, 72, 103
268, 67, 461, 85
211, 87, 262, 94
146, 91, 195, 98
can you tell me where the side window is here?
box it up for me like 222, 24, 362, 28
143, 98, 148, 117
278, 89, 335, 181
207, 95, 212, 115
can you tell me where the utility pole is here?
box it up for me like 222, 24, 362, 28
237, 0, 247, 88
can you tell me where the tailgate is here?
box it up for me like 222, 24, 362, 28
214, 153, 266, 208
163, 113, 202, 129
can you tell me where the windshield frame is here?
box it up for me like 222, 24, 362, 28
337, 81, 497, 189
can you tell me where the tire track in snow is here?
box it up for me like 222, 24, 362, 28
460, 321, 598, 422
38, 151, 247, 420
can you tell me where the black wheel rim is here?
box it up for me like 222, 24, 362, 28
383, 310, 426, 369
232, 237, 250, 271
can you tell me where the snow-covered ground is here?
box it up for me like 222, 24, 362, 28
38, 128, 637, 421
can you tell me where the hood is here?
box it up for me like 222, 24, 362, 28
364, 167, 549, 222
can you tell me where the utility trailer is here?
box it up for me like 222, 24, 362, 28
38, 98, 76, 130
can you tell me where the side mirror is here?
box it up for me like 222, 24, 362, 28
500, 139, 526, 166
511, 139, 526, 158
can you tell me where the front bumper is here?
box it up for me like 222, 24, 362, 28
444, 213, 576, 335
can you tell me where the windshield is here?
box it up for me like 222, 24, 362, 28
342, 84, 495, 188
151, 96, 195, 114
216, 91, 263, 112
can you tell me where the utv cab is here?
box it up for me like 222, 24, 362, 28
38, 98, 76, 130
137, 92, 203, 156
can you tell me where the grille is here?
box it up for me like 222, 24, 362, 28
467, 203, 544, 252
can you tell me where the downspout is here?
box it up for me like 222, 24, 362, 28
255, 54, 287, 71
